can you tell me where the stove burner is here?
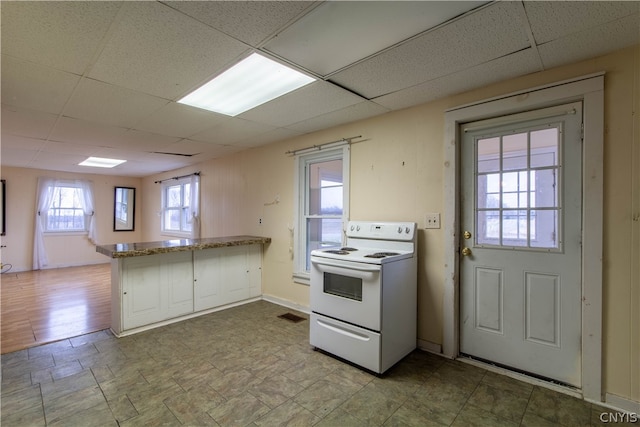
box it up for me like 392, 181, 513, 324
364, 251, 401, 258
340, 247, 358, 251
324, 250, 351, 255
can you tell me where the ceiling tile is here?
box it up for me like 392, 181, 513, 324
235, 127, 302, 148
329, 1, 530, 99
285, 101, 390, 134
239, 80, 364, 127
1, 56, 80, 114
0, 1, 121, 74
525, 1, 640, 44
373, 48, 543, 110
88, 2, 249, 100
133, 102, 230, 139
0, 133, 47, 151
40, 140, 98, 157
166, 1, 316, 46
113, 129, 180, 153
190, 117, 278, 146
1, 105, 58, 140
49, 117, 128, 148
63, 78, 168, 128
0, 146, 38, 168
264, 1, 486, 76
538, 13, 640, 69
163, 139, 243, 158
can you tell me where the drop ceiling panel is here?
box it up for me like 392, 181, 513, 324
1, 56, 80, 114
524, 1, 640, 44
239, 80, 364, 127
1, 106, 58, 140
87, 2, 250, 100
0, 133, 47, 151
330, 1, 530, 99
0, 1, 121, 74
264, 1, 486, 76
286, 101, 390, 134
63, 78, 168, 128
538, 13, 640, 69
190, 117, 278, 146
133, 102, 230, 139
0, 147, 39, 168
373, 48, 543, 110
49, 117, 128, 148
161, 139, 239, 158
114, 130, 180, 153
166, 1, 316, 46
234, 127, 302, 148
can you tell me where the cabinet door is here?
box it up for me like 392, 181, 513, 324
123, 256, 165, 329
193, 248, 223, 311
247, 244, 262, 298
219, 245, 251, 305
163, 251, 194, 318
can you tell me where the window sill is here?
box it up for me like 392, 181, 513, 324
161, 231, 192, 239
43, 231, 88, 237
292, 272, 310, 286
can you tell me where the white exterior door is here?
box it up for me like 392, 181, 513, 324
460, 102, 583, 387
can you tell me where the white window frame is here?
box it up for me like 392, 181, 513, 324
43, 182, 90, 234
293, 144, 350, 284
161, 177, 198, 237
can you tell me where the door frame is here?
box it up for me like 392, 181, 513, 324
442, 73, 604, 402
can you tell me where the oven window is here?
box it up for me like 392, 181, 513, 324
323, 272, 362, 301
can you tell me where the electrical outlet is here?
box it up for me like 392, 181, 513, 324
425, 213, 440, 229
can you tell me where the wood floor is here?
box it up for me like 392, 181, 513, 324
1, 263, 111, 354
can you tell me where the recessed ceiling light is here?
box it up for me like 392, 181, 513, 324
178, 53, 315, 116
79, 157, 127, 168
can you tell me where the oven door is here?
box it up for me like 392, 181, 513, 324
310, 256, 381, 331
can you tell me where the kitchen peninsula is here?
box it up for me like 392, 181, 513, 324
97, 236, 271, 336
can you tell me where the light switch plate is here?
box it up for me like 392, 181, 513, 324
425, 213, 440, 229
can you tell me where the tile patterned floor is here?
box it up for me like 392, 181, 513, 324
0, 301, 629, 426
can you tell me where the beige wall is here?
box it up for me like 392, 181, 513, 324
0, 167, 142, 271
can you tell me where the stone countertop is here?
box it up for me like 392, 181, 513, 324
96, 236, 271, 258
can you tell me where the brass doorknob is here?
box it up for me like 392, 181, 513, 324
461, 247, 472, 257
463, 231, 472, 239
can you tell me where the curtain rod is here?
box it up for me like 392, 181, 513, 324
154, 172, 200, 184
285, 135, 362, 156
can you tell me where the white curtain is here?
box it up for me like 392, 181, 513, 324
188, 174, 201, 239
76, 180, 97, 244
33, 178, 56, 270
32, 178, 96, 270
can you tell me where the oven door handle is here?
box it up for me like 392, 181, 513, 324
311, 259, 381, 273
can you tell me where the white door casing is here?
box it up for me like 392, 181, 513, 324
459, 103, 583, 387
443, 74, 604, 401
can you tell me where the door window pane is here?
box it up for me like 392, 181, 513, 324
475, 124, 561, 250
477, 137, 500, 173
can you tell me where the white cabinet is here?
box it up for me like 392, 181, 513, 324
111, 243, 263, 336
194, 244, 262, 311
122, 251, 193, 330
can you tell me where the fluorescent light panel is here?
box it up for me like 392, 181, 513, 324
178, 53, 315, 116
79, 157, 126, 168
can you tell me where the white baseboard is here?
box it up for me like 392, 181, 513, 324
261, 294, 310, 314
417, 339, 443, 355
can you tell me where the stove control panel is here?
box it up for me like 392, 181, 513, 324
347, 221, 416, 241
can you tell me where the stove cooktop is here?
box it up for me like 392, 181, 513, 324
310, 246, 413, 264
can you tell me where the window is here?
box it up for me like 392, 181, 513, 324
44, 185, 89, 232
161, 176, 200, 237
34, 178, 96, 269
475, 125, 560, 249
294, 145, 349, 282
